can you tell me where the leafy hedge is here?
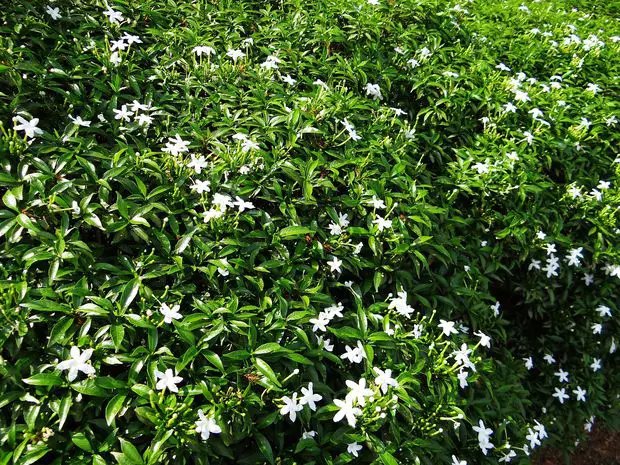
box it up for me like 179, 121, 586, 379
0, 0, 618, 464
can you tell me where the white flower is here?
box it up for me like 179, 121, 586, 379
46, 5, 62, 20
474, 331, 491, 348
452, 343, 474, 371
457, 370, 468, 388
318, 337, 334, 352
226, 49, 246, 62
373, 367, 398, 394
573, 386, 587, 402
69, 115, 91, 127
195, 410, 222, 440
590, 358, 601, 372
281, 74, 297, 86
13, 115, 44, 138
302, 430, 316, 440
193, 46, 215, 57
154, 368, 183, 392
345, 378, 374, 406
523, 357, 534, 370
110, 52, 122, 66
552, 387, 569, 404
110, 39, 128, 51
472, 419, 493, 443
191, 179, 211, 194
280, 392, 303, 422
373, 216, 392, 232
122, 33, 142, 45
491, 301, 500, 316
591, 323, 602, 335
503, 102, 517, 113
333, 398, 362, 427
596, 305, 611, 317
310, 315, 329, 332
438, 319, 458, 337
526, 428, 541, 449
598, 180, 611, 190
340, 342, 365, 364
452, 455, 467, 465
56, 346, 96, 382
160, 303, 182, 324
103, 7, 124, 24
328, 222, 343, 235
204, 208, 224, 222
212, 193, 233, 211
187, 154, 208, 174
369, 195, 386, 209
364, 83, 383, 100
113, 105, 133, 122
388, 291, 414, 318
347, 442, 363, 457
479, 438, 494, 455
299, 382, 323, 411
554, 369, 569, 383
327, 256, 342, 274
566, 247, 583, 267
472, 162, 489, 174
233, 196, 254, 212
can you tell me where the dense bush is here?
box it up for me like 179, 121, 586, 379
0, 0, 618, 464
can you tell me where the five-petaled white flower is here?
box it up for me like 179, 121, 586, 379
345, 378, 374, 406
327, 256, 342, 274
373, 367, 398, 394
347, 442, 363, 457
299, 382, 323, 411
333, 398, 362, 427
438, 319, 458, 337
69, 115, 91, 127
160, 303, 182, 324
46, 6, 62, 20
191, 179, 211, 194
103, 7, 124, 24
162, 135, 190, 156
552, 387, 569, 404
226, 49, 246, 62
187, 154, 208, 174
280, 392, 303, 422
233, 196, 254, 212
573, 386, 587, 402
56, 346, 96, 382
154, 368, 183, 392
195, 410, 222, 440
13, 115, 44, 138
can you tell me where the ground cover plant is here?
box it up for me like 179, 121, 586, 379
0, 0, 618, 464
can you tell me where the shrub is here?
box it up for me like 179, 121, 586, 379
0, 0, 618, 464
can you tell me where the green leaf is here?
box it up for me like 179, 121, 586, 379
119, 438, 144, 464
278, 226, 315, 239
174, 228, 197, 254
58, 393, 72, 430
2, 190, 18, 212
254, 432, 275, 465
120, 278, 140, 310
105, 394, 127, 426
253, 342, 284, 355
254, 358, 281, 387
47, 317, 74, 347
72, 432, 93, 452
23, 373, 63, 387
203, 350, 225, 373
111, 324, 125, 350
